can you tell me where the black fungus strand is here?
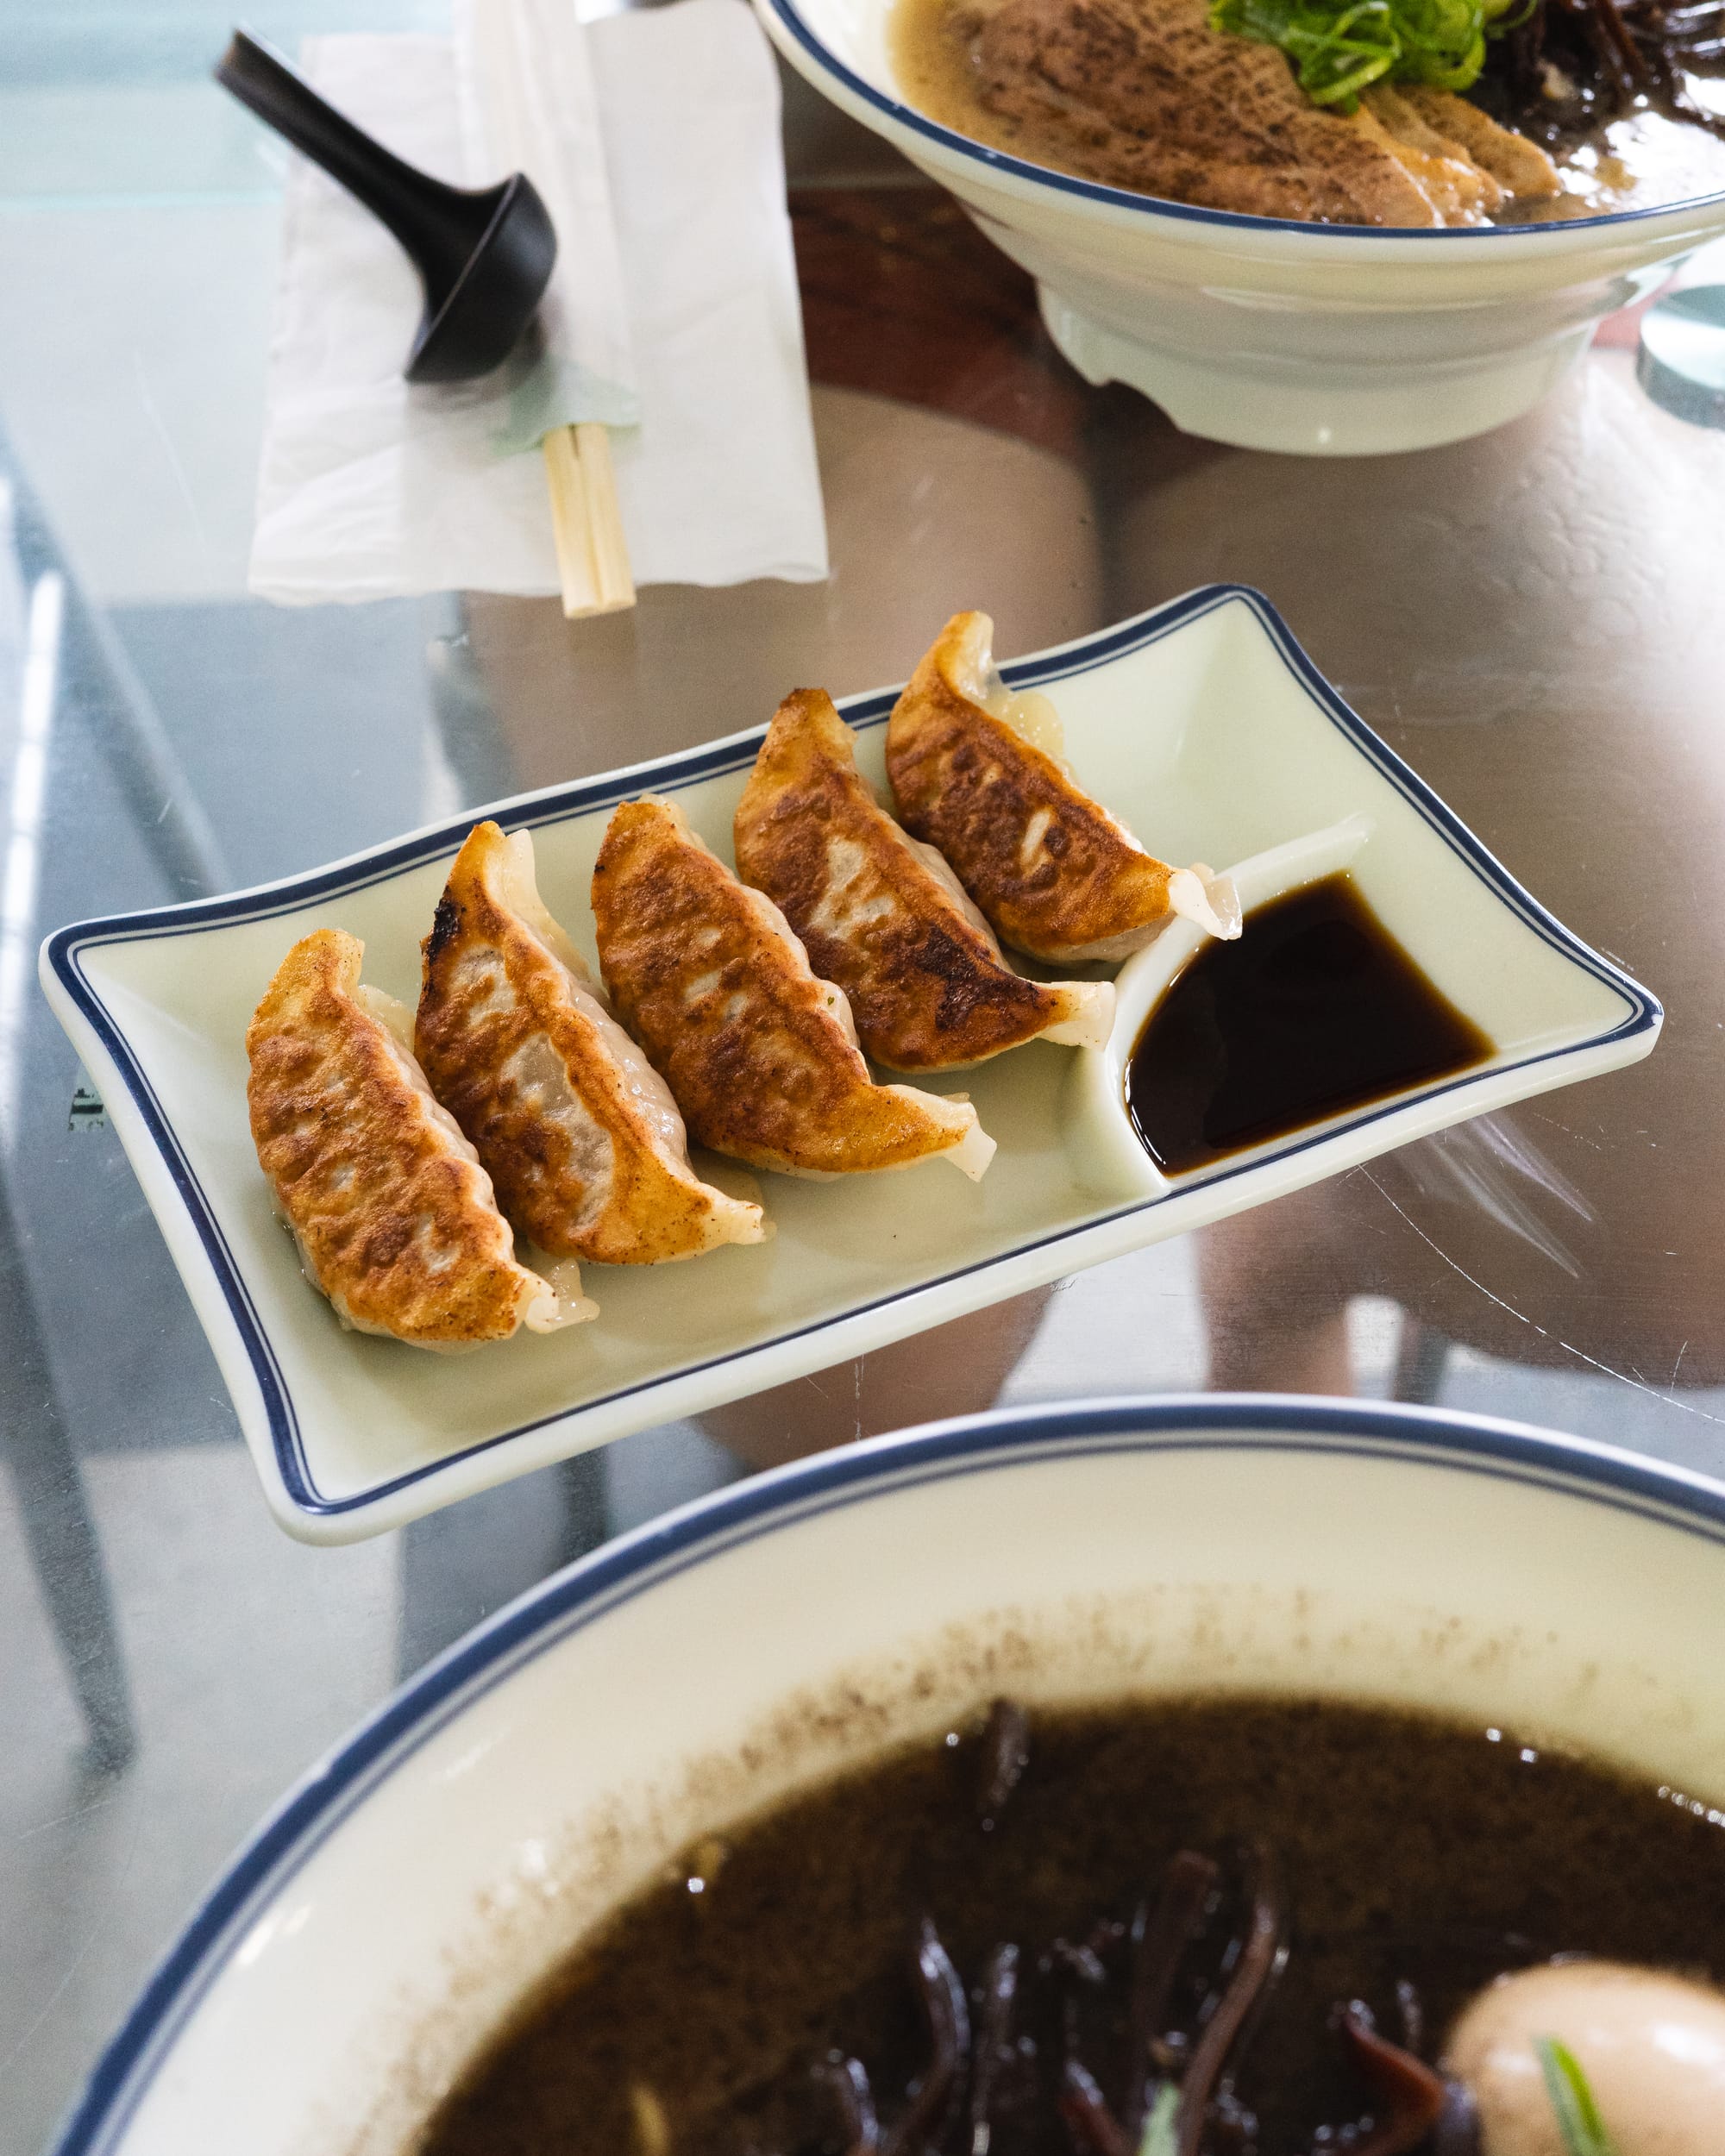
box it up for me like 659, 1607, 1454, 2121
1205, 2085, 1259, 2155
1483, 0, 1725, 143
882, 1920, 972, 2156
1051, 1940, 1111, 1989
1393, 1977, 1424, 2062
1304, 2002, 1448, 2156
975, 1700, 1032, 1830
1429, 2078, 1484, 2156
1175, 1851, 1284, 2156
1121, 1851, 1220, 2140
967, 1943, 1019, 2156
1059, 2058, 1133, 2156
814, 2054, 881, 2155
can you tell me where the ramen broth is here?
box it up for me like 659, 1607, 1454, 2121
420, 1695, 1725, 2154
888, 0, 1725, 221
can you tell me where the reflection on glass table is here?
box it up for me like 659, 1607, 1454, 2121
4, 37, 1725, 2156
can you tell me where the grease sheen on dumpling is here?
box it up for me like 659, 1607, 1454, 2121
247, 928, 592, 1348
735, 687, 1113, 1071
886, 611, 1239, 966
416, 821, 767, 1265
592, 795, 995, 1181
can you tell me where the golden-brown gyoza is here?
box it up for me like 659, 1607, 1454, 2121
246, 929, 593, 1348
733, 688, 1113, 1071
592, 796, 994, 1180
416, 822, 767, 1264
885, 611, 1241, 965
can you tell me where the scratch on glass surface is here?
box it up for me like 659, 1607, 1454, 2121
131, 348, 215, 569
14, 1791, 125, 1842
1359, 1169, 1725, 1426
1526, 1107, 1608, 1154
0, 1799, 141, 2076
1389, 1115, 1592, 1279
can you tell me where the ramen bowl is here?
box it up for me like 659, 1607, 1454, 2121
756, 0, 1725, 453
57, 1397, 1725, 2155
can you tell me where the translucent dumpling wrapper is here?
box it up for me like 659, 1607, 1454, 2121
416, 820, 767, 1265
591, 795, 995, 1181
734, 686, 1113, 1070
885, 611, 1241, 966
246, 928, 593, 1349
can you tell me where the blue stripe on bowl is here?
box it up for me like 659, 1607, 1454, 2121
762, 0, 1725, 239
49, 1395, 1725, 2156
43, 586, 1660, 1518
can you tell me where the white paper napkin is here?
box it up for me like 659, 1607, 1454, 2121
250, 1, 828, 602
458, 0, 639, 436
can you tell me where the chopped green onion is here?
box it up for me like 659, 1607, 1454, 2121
1534, 2037, 1622, 2156
1208, 0, 1523, 108
1138, 2083, 1181, 2156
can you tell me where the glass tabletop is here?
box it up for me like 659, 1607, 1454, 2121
5, 9, 1725, 2150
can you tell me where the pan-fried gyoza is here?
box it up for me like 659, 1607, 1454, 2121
247, 929, 593, 1348
734, 688, 1113, 1071
886, 612, 1240, 966
592, 795, 995, 1180
416, 822, 768, 1265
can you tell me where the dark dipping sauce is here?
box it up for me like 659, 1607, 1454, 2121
1125, 873, 1492, 1176
421, 1696, 1725, 2156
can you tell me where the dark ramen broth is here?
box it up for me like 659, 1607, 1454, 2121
1124, 873, 1492, 1176
888, 0, 1725, 222
421, 1696, 1725, 2156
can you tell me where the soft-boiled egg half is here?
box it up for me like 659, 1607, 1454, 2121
1446, 1959, 1725, 2153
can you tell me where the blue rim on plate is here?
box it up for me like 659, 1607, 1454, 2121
52, 1393, 1725, 2156
761, 0, 1725, 238
42, 586, 1661, 1520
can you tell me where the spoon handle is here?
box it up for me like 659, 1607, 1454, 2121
216, 29, 470, 274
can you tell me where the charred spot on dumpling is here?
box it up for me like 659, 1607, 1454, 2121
595, 792, 997, 1176
423, 888, 467, 972
733, 688, 1113, 1072
885, 611, 1239, 966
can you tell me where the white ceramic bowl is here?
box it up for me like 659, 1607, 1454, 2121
59, 1395, 1725, 2156
756, 0, 1725, 452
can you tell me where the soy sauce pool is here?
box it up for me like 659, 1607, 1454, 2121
420, 1696, 1725, 2156
1126, 873, 1492, 1176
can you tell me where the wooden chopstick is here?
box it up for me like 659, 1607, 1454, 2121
542, 423, 636, 619
464, 0, 637, 619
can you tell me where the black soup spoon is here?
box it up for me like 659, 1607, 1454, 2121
216, 28, 557, 384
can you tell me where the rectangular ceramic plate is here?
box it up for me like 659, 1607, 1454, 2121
42, 586, 1660, 1543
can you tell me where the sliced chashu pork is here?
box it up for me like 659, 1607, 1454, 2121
969, 0, 1559, 226
1394, 81, 1564, 200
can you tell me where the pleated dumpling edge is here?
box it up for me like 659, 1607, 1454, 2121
593, 794, 997, 1181
734, 686, 1114, 1070
246, 927, 593, 1348
886, 611, 1240, 966
416, 822, 768, 1266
